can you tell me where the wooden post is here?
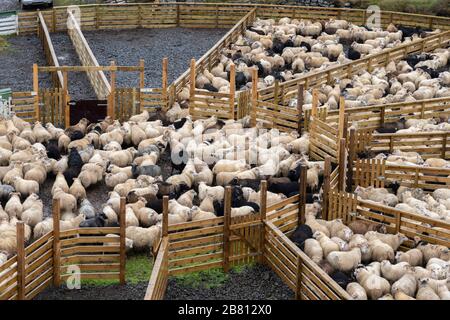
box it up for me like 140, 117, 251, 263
63, 71, 69, 128
33, 64, 39, 122
189, 58, 196, 115
259, 180, 267, 264
442, 133, 447, 159
52, 198, 61, 287
161, 58, 168, 111
273, 80, 280, 105
229, 63, 236, 120
298, 166, 307, 225
119, 197, 126, 285
223, 186, 232, 273
297, 84, 304, 134
322, 156, 332, 220
162, 196, 169, 238
109, 61, 116, 120
251, 67, 258, 127
16, 222, 25, 300
311, 89, 318, 117
338, 96, 345, 142
338, 138, 347, 192
380, 106, 386, 127
346, 128, 357, 193
395, 211, 401, 233
52, 8, 56, 32
295, 255, 303, 300
140, 59, 145, 89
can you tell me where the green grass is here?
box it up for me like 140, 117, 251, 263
81, 253, 154, 286
0, 36, 9, 52
171, 263, 254, 289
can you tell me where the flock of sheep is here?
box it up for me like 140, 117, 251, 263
291, 203, 450, 300
186, 16, 442, 97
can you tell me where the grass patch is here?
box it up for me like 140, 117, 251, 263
81, 253, 153, 286
0, 36, 9, 52
171, 263, 254, 289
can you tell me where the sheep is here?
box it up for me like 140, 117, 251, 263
198, 182, 224, 201
190, 206, 217, 222
230, 206, 255, 217
380, 261, 412, 282
364, 231, 407, 251
329, 219, 353, 241
391, 272, 417, 297
5, 192, 22, 219
126, 225, 161, 251
416, 242, 450, 263
348, 220, 387, 235
313, 231, 340, 257
304, 238, 324, 264
79, 198, 96, 219
102, 205, 118, 226
69, 178, 86, 201
290, 224, 313, 248
12, 176, 39, 198
395, 248, 423, 266
368, 239, 395, 263
416, 278, 440, 300
327, 247, 361, 273
79, 213, 107, 228
346, 282, 368, 300
354, 266, 391, 300
34, 215, 85, 239
21, 198, 43, 228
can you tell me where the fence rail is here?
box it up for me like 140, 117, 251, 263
67, 11, 111, 100
0, 198, 126, 300
16, 3, 450, 35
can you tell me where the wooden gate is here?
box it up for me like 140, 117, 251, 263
114, 88, 141, 122
69, 100, 107, 126
39, 88, 67, 127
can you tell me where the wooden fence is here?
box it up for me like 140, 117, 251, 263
353, 158, 450, 192
16, 3, 450, 35
37, 12, 63, 88
0, 198, 126, 300
365, 131, 450, 160
259, 30, 450, 103
327, 190, 450, 248
67, 11, 111, 100
326, 97, 450, 131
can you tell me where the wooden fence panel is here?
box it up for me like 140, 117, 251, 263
309, 117, 339, 162
145, 237, 169, 300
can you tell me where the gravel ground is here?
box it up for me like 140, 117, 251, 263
0, 0, 20, 12
35, 282, 149, 300
35, 264, 293, 300
83, 28, 227, 88
0, 35, 52, 92
165, 265, 294, 300
50, 32, 97, 100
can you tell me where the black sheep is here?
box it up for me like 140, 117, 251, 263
46, 139, 61, 160
417, 66, 440, 78
272, 39, 285, 54
79, 213, 107, 228
0, 183, 14, 203
248, 26, 265, 36
173, 117, 187, 130
146, 198, 164, 213
376, 117, 407, 134
347, 47, 361, 61
290, 224, 313, 249
330, 271, 352, 289
68, 148, 83, 168
235, 72, 247, 89
70, 130, 84, 141
231, 185, 245, 207
255, 61, 267, 78
231, 178, 261, 191
213, 200, 224, 216
300, 41, 311, 52
203, 83, 219, 92
268, 181, 299, 197
288, 162, 302, 181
